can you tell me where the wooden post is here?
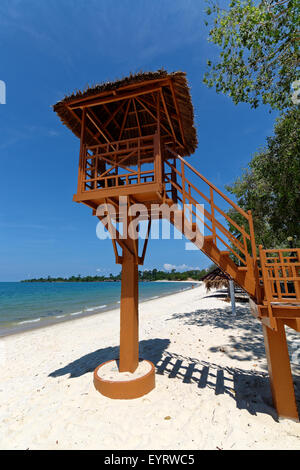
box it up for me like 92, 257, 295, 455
229, 280, 236, 316
262, 320, 299, 421
119, 218, 139, 373
248, 210, 257, 261
210, 187, 216, 244
77, 107, 86, 194
171, 157, 177, 203
154, 131, 162, 185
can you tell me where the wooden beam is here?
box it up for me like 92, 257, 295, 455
103, 199, 121, 264
99, 149, 137, 177
67, 107, 103, 145
136, 97, 174, 140
140, 218, 151, 265
169, 79, 186, 147
86, 108, 114, 145
103, 101, 125, 129
160, 88, 177, 143
119, 99, 131, 140
103, 104, 121, 129
97, 214, 136, 258
133, 99, 142, 137
139, 94, 177, 122
77, 107, 86, 193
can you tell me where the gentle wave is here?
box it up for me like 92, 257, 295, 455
16, 318, 41, 325
85, 305, 107, 312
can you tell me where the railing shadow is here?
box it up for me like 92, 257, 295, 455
48, 336, 300, 421
156, 350, 300, 422
168, 304, 265, 362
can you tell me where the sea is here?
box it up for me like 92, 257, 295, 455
0, 281, 195, 336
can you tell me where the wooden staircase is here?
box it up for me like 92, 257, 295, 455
162, 147, 260, 302
161, 147, 300, 421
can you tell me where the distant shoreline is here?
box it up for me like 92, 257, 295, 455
20, 279, 201, 283
19, 268, 213, 284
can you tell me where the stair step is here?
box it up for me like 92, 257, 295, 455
204, 236, 214, 243
220, 251, 230, 257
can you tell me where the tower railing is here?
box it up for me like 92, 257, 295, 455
78, 134, 160, 193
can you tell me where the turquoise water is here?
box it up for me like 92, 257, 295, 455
0, 281, 194, 336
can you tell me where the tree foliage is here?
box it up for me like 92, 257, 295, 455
226, 107, 300, 248
204, 0, 299, 110
21, 264, 217, 283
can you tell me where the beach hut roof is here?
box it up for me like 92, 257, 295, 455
201, 268, 231, 292
53, 69, 197, 157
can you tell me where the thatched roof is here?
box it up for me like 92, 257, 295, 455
201, 268, 231, 292
53, 70, 197, 158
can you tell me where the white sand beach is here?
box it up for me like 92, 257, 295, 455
1, 283, 300, 450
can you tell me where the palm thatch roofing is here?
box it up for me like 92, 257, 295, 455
53, 70, 197, 158
201, 268, 231, 292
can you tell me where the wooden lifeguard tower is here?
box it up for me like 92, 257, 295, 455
54, 70, 300, 419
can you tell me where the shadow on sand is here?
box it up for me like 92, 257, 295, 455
168, 304, 267, 362
203, 287, 250, 303
48, 335, 300, 421
156, 349, 281, 421
48, 338, 171, 379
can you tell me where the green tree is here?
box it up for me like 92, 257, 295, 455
203, 0, 299, 110
226, 107, 300, 248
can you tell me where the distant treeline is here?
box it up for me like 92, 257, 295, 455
21, 266, 216, 283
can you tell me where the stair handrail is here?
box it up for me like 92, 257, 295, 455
165, 147, 257, 262
164, 171, 249, 266
166, 147, 249, 220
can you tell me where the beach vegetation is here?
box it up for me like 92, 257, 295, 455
21, 264, 217, 283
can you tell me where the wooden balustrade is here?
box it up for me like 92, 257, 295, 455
80, 134, 157, 192
259, 247, 300, 304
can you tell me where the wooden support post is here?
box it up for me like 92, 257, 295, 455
210, 187, 216, 244
119, 219, 139, 373
77, 108, 86, 193
229, 280, 236, 316
262, 320, 299, 421
171, 157, 177, 203
154, 131, 162, 185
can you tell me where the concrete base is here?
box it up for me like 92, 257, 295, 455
93, 359, 155, 399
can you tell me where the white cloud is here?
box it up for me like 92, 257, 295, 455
163, 263, 201, 272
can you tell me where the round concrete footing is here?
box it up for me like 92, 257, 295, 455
93, 359, 155, 399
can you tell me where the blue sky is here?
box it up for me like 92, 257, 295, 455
0, 0, 277, 281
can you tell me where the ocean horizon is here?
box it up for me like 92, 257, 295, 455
0, 281, 195, 336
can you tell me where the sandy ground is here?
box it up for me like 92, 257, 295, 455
1, 283, 300, 450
